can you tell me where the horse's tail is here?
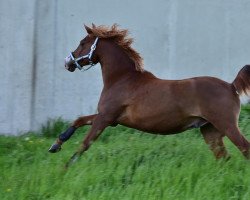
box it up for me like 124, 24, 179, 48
232, 65, 250, 96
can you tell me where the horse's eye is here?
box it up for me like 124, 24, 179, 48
80, 37, 89, 45
80, 39, 86, 45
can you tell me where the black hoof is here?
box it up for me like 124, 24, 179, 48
48, 142, 62, 153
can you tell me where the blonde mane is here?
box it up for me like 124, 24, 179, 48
89, 24, 144, 72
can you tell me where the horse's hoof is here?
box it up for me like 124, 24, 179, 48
48, 141, 62, 153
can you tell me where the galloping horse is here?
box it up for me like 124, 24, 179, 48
49, 24, 250, 166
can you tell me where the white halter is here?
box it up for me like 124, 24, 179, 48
65, 37, 99, 71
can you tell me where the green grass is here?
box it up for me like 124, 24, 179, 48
1, 106, 250, 200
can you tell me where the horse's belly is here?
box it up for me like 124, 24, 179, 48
117, 107, 207, 134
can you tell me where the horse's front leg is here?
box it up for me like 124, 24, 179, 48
48, 114, 97, 153
65, 114, 111, 168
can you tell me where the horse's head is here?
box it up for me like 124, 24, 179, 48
65, 25, 99, 72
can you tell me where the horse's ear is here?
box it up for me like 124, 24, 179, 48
92, 23, 96, 28
84, 24, 93, 34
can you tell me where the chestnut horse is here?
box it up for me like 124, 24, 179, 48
49, 24, 250, 167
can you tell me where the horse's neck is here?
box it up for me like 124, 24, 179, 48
98, 43, 139, 88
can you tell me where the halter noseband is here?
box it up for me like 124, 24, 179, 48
66, 37, 99, 71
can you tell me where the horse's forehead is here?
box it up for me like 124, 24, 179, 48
78, 35, 92, 45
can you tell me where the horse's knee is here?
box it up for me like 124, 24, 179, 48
72, 114, 97, 128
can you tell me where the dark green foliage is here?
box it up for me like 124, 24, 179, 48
40, 118, 70, 138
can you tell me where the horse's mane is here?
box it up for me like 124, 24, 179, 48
89, 24, 144, 72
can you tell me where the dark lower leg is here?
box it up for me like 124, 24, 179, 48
48, 127, 76, 153
59, 114, 97, 142
48, 114, 97, 153
201, 124, 229, 159
59, 126, 76, 142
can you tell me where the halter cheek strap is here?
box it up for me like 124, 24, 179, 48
67, 37, 99, 71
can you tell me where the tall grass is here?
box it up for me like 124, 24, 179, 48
0, 106, 250, 200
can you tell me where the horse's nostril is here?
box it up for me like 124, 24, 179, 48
64, 64, 76, 72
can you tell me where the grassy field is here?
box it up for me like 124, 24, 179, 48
1, 106, 250, 200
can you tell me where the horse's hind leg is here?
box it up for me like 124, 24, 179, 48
223, 126, 250, 159
48, 114, 97, 153
208, 117, 250, 159
200, 124, 229, 159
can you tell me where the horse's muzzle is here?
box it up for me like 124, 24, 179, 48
65, 63, 76, 72
65, 55, 76, 72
